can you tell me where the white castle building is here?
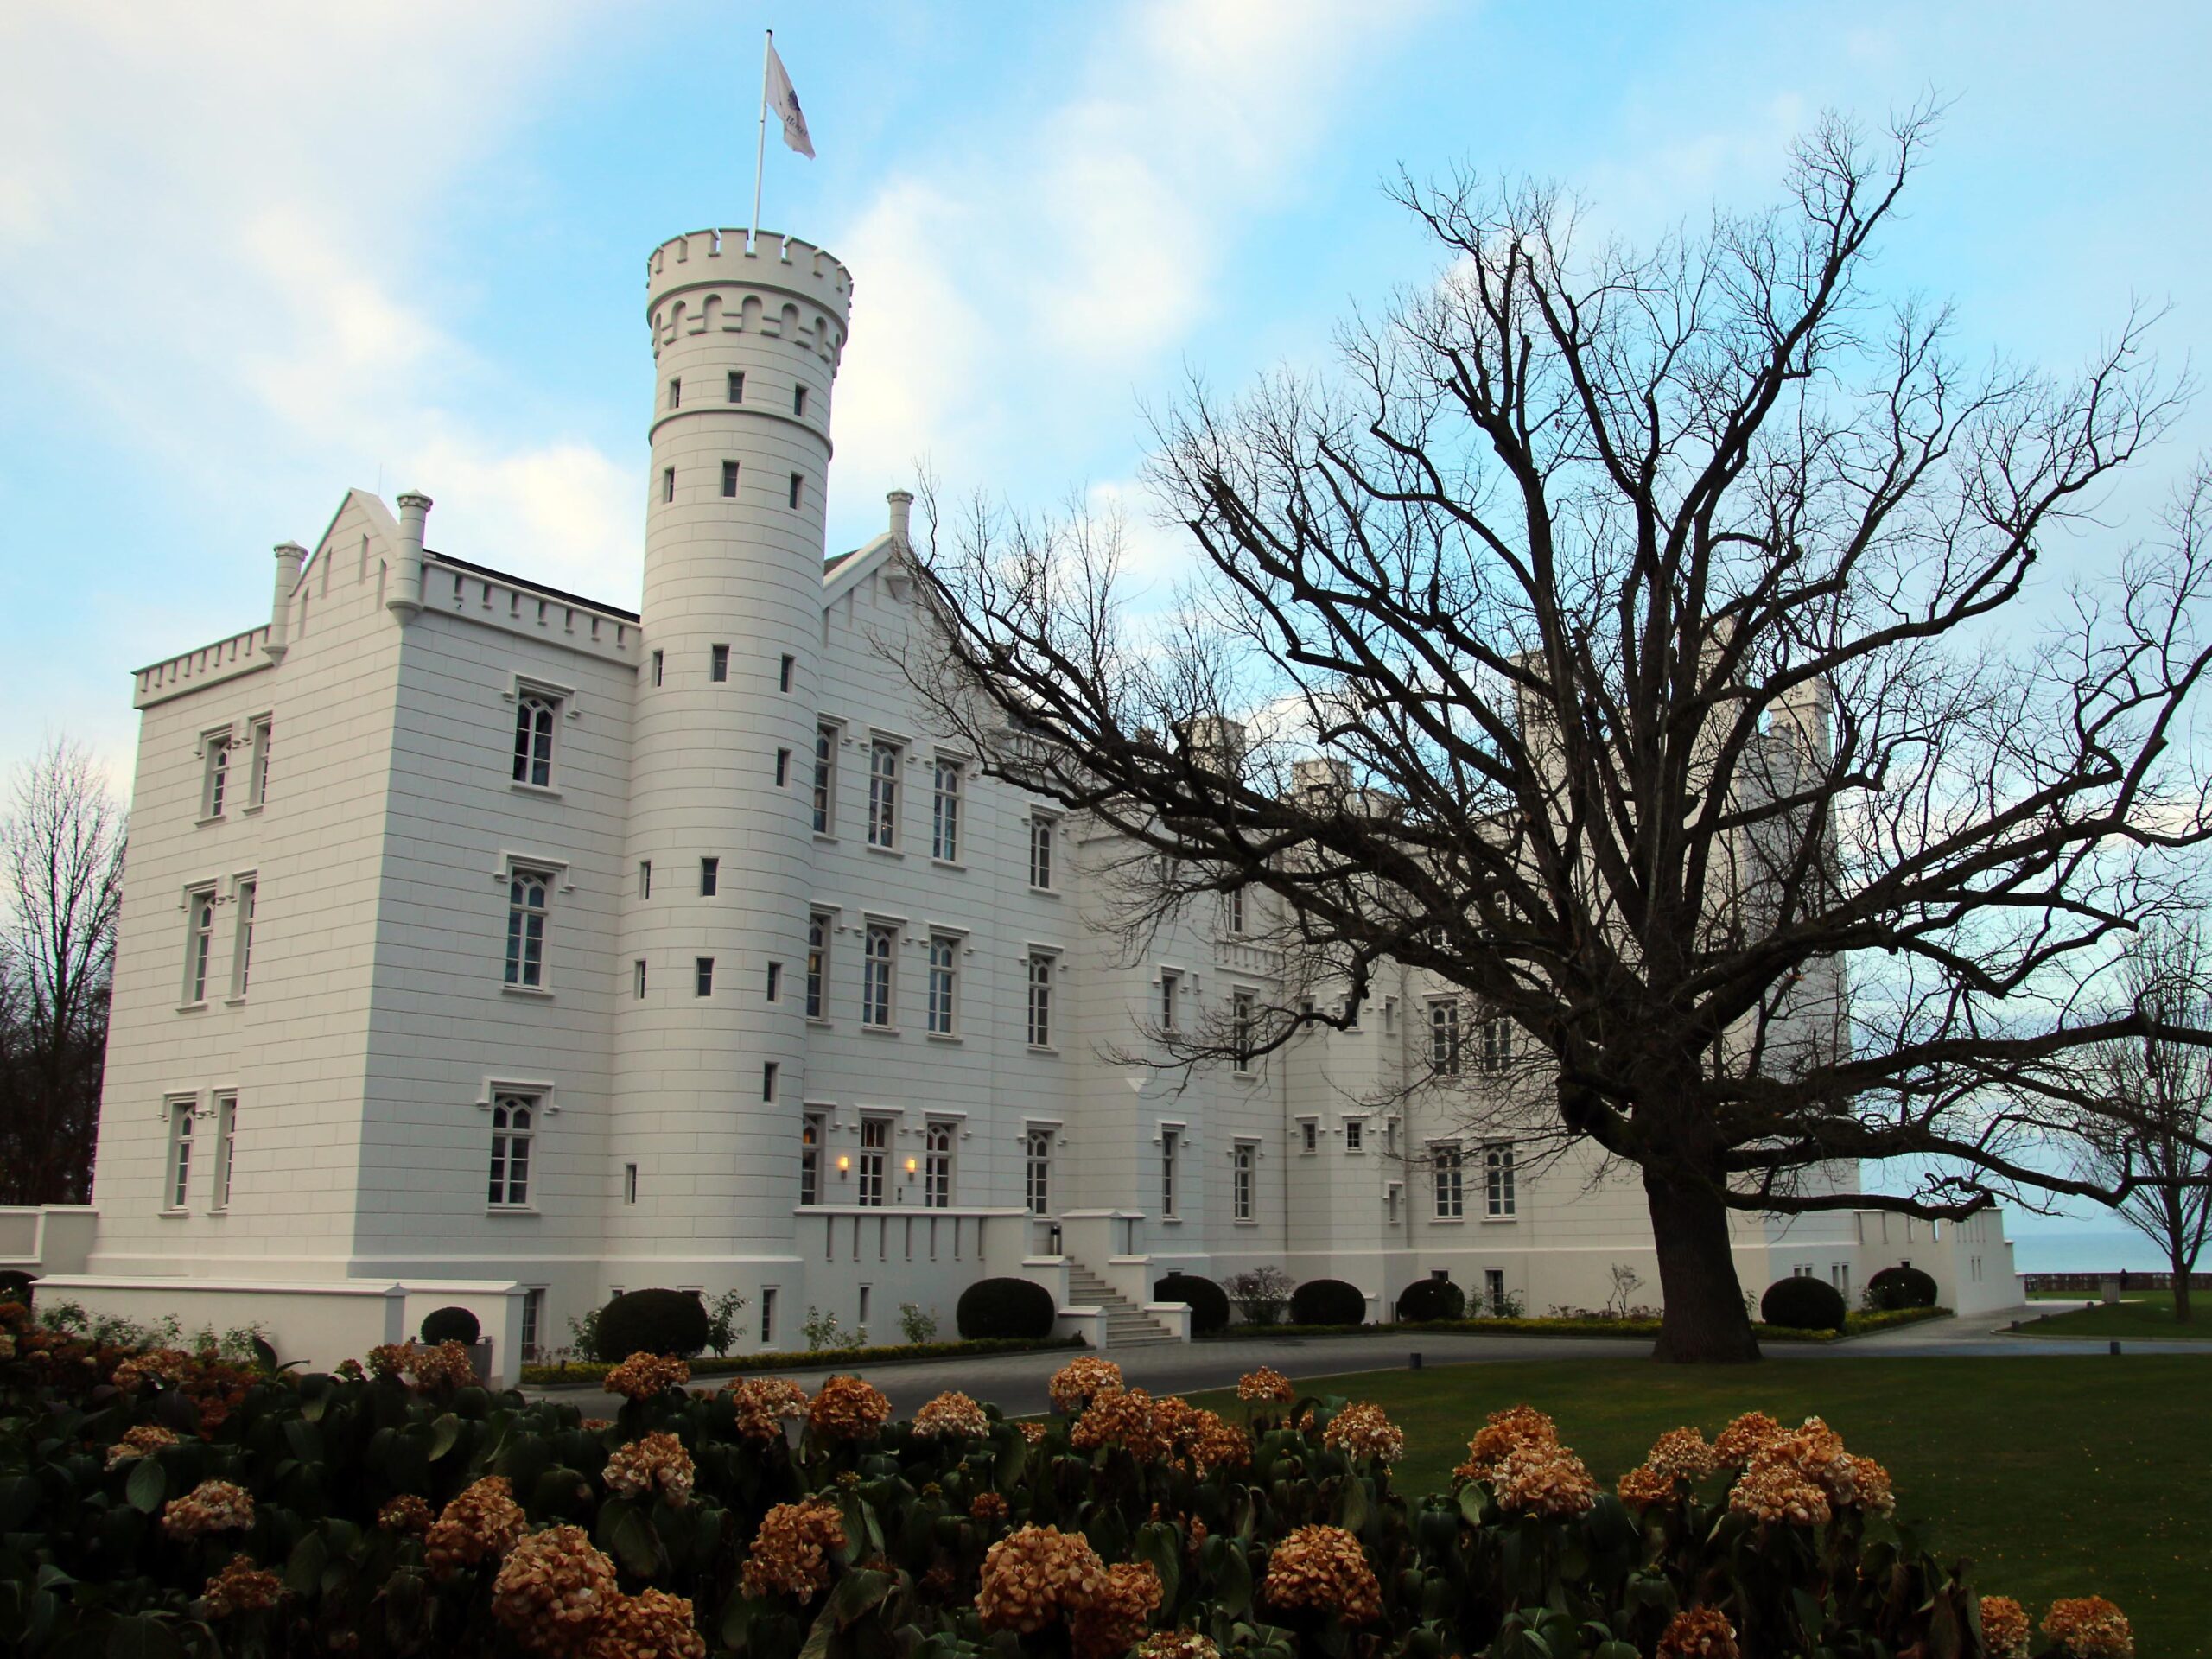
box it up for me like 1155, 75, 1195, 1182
11, 228, 2013, 1376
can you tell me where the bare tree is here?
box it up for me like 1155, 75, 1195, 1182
0, 739, 125, 1205
2075, 922, 2212, 1321
909, 110, 2212, 1362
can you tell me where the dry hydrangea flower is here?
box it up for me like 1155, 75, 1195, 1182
809, 1375, 893, 1440
1617, 1463, 1680, 1510
1137, 1637, 1222, 1659
1070, 1386, 1169, 1460
425, 1476, 529, 1577
1713, 1411, 1783, 1466
1236, 1368, 1294, 1403
579, 1417, 613, 1433
1656, 1606, 1739, 1659
913, 1390, 991, 1440
1071, 1560, 1163, 1659
334, 1357, 368, 1382
725, 1376, 808, 1439
977, 1524, 1109, 1635
1827, 1452, 1895, 1516
378, 1494, 435, 1534
588, 1588, 706, 1659
1048, 1356, 1125, 1415
491, 1525, 620, 1653
1262, 1524, 1382, 1624
1727, 1450, 1832, 1527
1321, 1402, 1405, 1465
1981, 1596, 2031, 1659
602, 1352, 690, 1402
111, 1348, 196, 1394
1154, 1397, 1249, 1475
408, 1339, 477, 1393
971, 1490, 1010, 1524
202, 1554, 283, 1618
1645, 1427, 1718, 1484
365, 1343, 413, 1380
1018, 1421, 1048, 1445
603, 1431, 695, 1507
162, 1479, 255, 1541
105, 1423, 180, 1469
741, 1498, 847, 1599
2041, 1597, 2134, 1659
1492, 1442, 1597, 1517
1453, 1404, 1559, 1484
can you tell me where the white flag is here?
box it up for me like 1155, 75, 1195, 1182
765, 39, 814, 159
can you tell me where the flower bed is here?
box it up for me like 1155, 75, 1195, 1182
0, 1301, 2119, 1658
1197, 1306, 1951, 1343
518, 1332, 1083, 1388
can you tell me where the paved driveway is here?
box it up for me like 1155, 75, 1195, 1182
525, 1306, 2212, 1421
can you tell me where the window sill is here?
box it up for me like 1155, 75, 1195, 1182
487, 1206, 540, 1217
926, 1032, 963, 1044
931, 858, 965, 873
176, 1001, 207, 1014
223, 995, 248, 1007
206, 1208, 228, 1218
1160, 1216, 1184, 1225
814, 832, 839, 845
1482, 1214, 1520, 1224
510, 781, 563, 800
806, 1016, 833, 1028
1432, 1217, 1467, 1226
159, 1208, 189, 1219
1027, 1045, 1060, 1056
865, 843, 904, 858
241, 803, 264, 817
861, 1024, 901, 1037
1232, 1219, 1259, 1228
194, 814, 226, 828
501, 984, 556, 1001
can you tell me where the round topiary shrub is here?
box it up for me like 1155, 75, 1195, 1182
1288, 1278, 1368, 1326
419, 1306, 481, 1346
591, 1288, 709, 1361
0, 1270, 33, 1309
1866, 1265, 1939, 1312
1760, 1275, 1847, 1332
1395, 1277, 1467, 1323
1152, 1273, 1230, 1335
955, 1277, 1056, 1340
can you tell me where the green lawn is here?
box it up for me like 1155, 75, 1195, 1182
1184, 1357, 2210, 1659
2017, 1291, 2208, 1338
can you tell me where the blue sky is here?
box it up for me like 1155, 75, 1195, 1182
5, 2, 2209, 1251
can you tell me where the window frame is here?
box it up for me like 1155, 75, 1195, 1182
805, 911, 830, 1019
1026, 950, 1056, 1048
1479, 1013, 1513, 1074
923, 1119, 955, 1208
1344, 1117, 1366, 1154
861, 922, 897, 1028
245, 716, 272, 810
798, 1112, 824, 1207
486, 1092, 537, 1209
1429, 998, 1463, 1077
182, 884, 217, 1004
1024, 1125, 1054, 1217
700, 856, 719, 897
931, 757, 962, 861
212, 1091, 238, 1211
200, 730, 233, 820
1027, 813, 1057, 890
512, 687, 560, 789
1484, 1142, 1517, 1218
695, 956, 715, 998
1160, 1126, 1181, 1218
503, 864, 554, 991
812, 723, 839, 836
1231, 989, 1257, 1073
164, 1096, 196, 1211
856, 1116, 889, 1208
1433, 1141, 1465, 1220
1232, 1141, 1255, 1222
229, 877, 257, 998
727, 370, 745, 404
709, 644, 730, 683
1159, 969, 1181, 1032
721, 459, 740, 498
866, 738, 901, 849
926, 933, 959, 1035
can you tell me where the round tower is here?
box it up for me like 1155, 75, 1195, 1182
610, 228, 854, 1277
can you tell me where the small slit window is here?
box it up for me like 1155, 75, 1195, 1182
788, 473, 804, 509
721, 460, 740, 497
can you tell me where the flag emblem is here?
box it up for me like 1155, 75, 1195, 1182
766, 39, 814, 159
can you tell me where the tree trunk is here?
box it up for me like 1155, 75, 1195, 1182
2171, 1254, 2192, 1325
1643, 1165, 1762, 1363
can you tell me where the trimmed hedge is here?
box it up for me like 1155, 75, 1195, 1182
1152, 1273, 1230, 1335
1867, 1264, 1940, 1311
518, 1333, 1080, 1387
1288, 1278, 1367, 1326
1761, 1275, 1848, 1333
1192, 1306, 1952, 1343
1395, 1277, 1468, 1322
419, 1306, 481, 1346
592, 1287, 709, 1361
956, 1277, 1056, 1340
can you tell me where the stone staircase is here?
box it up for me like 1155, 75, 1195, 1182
1066, 1261, 1182, 1347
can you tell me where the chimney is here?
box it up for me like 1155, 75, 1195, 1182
886, 489, 914, 549
386, 491, 432, 620
265, 542, 306, 662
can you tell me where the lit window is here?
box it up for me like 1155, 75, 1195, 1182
805, 912, 830, 1018
793, 385, 808, 417
858, 1118, 888, 1207
925, 1120, 953, 1207
788, 472, 804, 509
1028, 815, 1055, 889
1160, 1128, 1179, 1217
710, 644, 729, 682
1484, 1144, 1517, 1217
1480, 1014, 1512, 1073
931, 759, 962, 860
696, 956, 714, 997
213, 1092, 238, 1209
202, 734, 232, 818
927, 934, 958, 1034
1233, 1144, 1255, 1221
504, 868, 551, 988
812, 724, 838, 834
1160, 970, 1180, 1031
1027, 952, 1054, 1047
183, 887, 216, 1002
721, 460, 740, 497
1433, 1143, 1465, 1219
231, 880, 256, 996
166, 1099, 194, 1209
1025, 1128, 1052, 1216
1231, 991, 1256, 1072
728, 370, 745, 403
667, 377, 681, 409
512, 690, 558, 787
868, 741, 900, 847
487, 1094, 534, 1206
1429, 1000, 1462, 1076
246, 717, 272, 808
862, 924, 895, 1027
799, 1115, 823, 1206
701, 857, 719, 896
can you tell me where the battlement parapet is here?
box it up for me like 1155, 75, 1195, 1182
134, 625, 275, 708
645, 229, 852, 368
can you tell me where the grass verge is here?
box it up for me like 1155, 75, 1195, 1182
2012, 1290, 2208, 1339
1183, 1354, 2209, 1659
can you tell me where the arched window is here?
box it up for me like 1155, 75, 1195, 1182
862, 925, 895, 1027
505, 869, 550, 987
512, 692, 558, 786
925, 1121, 954, 1207
806, 912, 830, 1018
488, 1096, 534, 1206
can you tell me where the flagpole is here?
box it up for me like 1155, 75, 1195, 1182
749, 29, 772, 249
